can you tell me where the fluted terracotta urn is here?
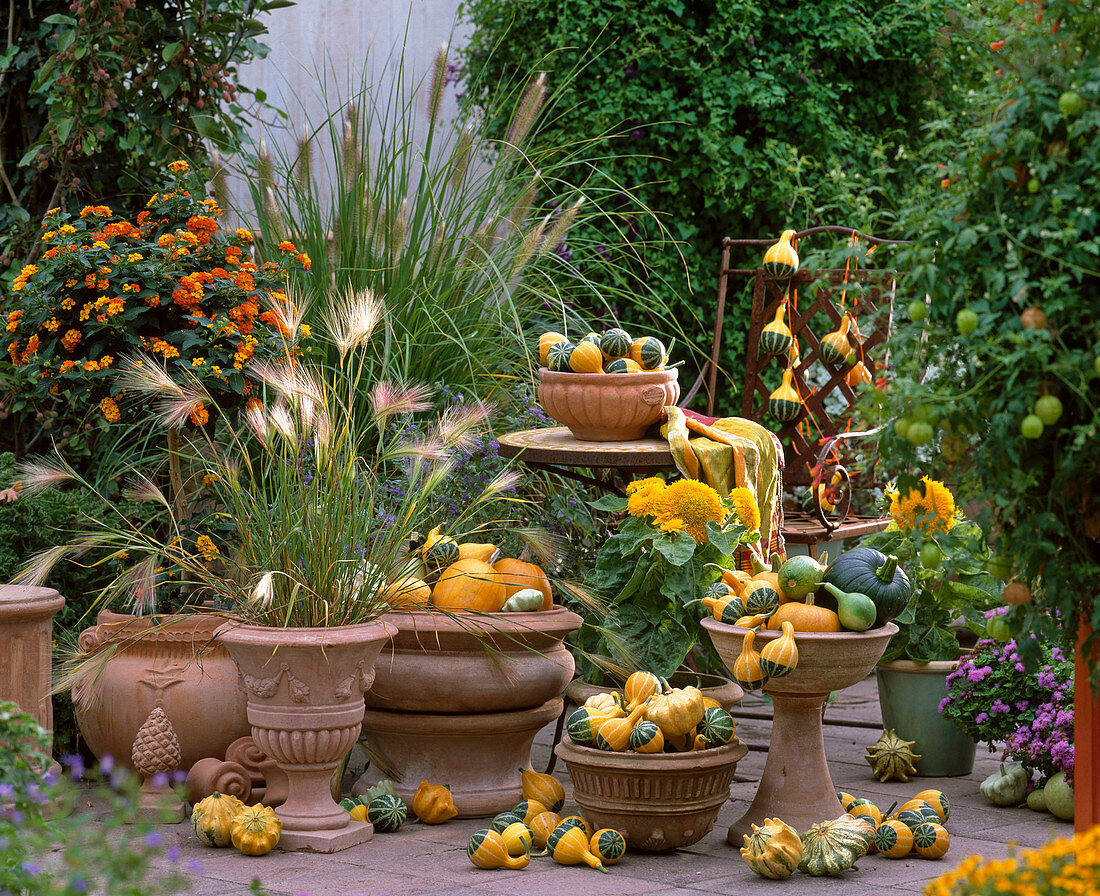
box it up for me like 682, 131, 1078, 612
359, 606, 581, 816
537, 368, 679, 441
702, 618, 897, 842
216, 618, 396, 852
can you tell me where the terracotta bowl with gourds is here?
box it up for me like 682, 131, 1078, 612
537, 367, 679, 441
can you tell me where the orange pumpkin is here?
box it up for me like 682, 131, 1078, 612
382, 576, 432, 609
765, 595, 841, 633
432, 559, 507, 612
493, 558, 553, 611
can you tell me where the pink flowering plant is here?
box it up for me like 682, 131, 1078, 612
940, 610, 1074, 783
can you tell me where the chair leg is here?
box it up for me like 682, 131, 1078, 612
544, 700, 570, 775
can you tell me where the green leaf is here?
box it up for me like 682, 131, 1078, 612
190, 114, 219, 141
43, 13, 77, 25
162, 42, 183, 62
589, 494, 627, 513
652, 532, 696, 566
158, 67, 182, 99
55, 117, 74, 144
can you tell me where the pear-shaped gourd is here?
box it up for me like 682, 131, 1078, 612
593, 701, 648, 752
768, 367, 803, 423
467, 828, 531, 869
759, 304, 793, 356
762, 229, 799, 279
758, 620, 799, 678
821, 583, 877, 632
701, 594, 746, 625
623, 670, 661, 709
846, 360, 872, 388
821, 314, 856, 365
733, 628, 767, 691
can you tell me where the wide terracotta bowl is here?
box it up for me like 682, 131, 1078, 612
565, 671, 743, 712
537, 367, 679, 441
555, 734, 748, 852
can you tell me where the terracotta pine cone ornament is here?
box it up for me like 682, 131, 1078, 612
865, 729, 921, 782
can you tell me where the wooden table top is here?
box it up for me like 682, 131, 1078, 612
496, 427, 676, 469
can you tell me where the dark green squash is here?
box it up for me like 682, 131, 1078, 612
822, 547, 911, 626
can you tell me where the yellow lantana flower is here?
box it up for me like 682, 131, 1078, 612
888, 476, 957, 534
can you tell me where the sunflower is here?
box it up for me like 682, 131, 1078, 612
656, 479, 726, 543
626, 476, 667, 519
888, 476, 957, 533
728, 486, 761, 532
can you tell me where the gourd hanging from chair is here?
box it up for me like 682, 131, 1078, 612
759, 304, 793, 356
762, 229, 799, 279
768, 367, 804, 423
820, 313, 856, 366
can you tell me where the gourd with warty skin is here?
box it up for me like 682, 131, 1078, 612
643, 681, 705, 737
798, 816, 870, 876
740, 817, 802, 880
229, 804, 282, 856
191, 792, 245, 848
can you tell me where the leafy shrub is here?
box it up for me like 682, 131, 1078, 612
459, 0, 980, 411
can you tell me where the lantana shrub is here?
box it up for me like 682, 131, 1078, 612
2, 162, 310, 433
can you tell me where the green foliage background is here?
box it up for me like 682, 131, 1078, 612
458, 0, 980, 412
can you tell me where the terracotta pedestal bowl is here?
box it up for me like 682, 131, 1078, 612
555, 735, 748, 852
537, 367, 679, 441
702, 618, 897, 843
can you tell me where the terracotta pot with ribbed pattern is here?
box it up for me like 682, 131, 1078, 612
554, 735, 748, 851
537, 367, 679, 441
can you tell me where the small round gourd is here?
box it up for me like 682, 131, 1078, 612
866, 729, 922, 782
467, 828, 530, 870
837, 791, 858, 811
422, 535, 459, 574
366, 793, 407, 833
874, 819, 915, 858
593, 702, 648, 752
895, 798, 940, 822
820, 314, 855, 365
229, 804, 282, 856
579, 331, 602, 348
623, 670, 661, 708
703, 580, 736, 602
191, 792, 245, 847
629, 719, 665, 753
568, 340, 604, 373
847, 801, 883, 827
566, 707, 612, 746
583, 691, 625, 717
546, 340, 574, 372
601, 328, 632, 359
538, 331, 567, 366
629, 335, 666, 370
590, 828, 626, 865
758, 620, 799, 679
912, 822, 950, 859
696, 706, 735, 747
500, 821, 534, 857
743, 582, 780, 617
602, 357, 642, 374
894, 808, 932, 834
491, 811, 525, 833
512, 798, 551, 826
912, 789, 950, 822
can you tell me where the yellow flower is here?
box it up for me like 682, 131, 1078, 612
728, 487, 761, 532
656, 479, 726, 543
889, 476, 957, 534
196, 534, 219, 557
99, 397, 120, 423
168, 160, 190, 173
626, 476, 666, 518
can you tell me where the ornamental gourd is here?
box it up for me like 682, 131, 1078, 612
846, 359, 872, 388
758, 621, 799, 679
768, 368, 803, 423
491, 811, 525, 833
760, 304, 794, 355
512, 799, 551, 826
750, 552, 784, 593
866, 729, 922, 782
538, 332, 567, 366
431, 559, 507, 612
628, 719, 665, 753
593, 702, 648, 752
603, 357, 643, 373
583, 692, 625, 718
629, 335, 667, 370
456, 541, 500, 564
822, 547, 911, 626
229, 804, 282, 856
191, 792, 245, 847
766, 595, 841, 633
590, 829, 626, 865
821, 582, 877, 632
912, 789, 951, 822
520, 768, 565, 813
467, 828, 531, 870
979, 762, 1029, 806
820, 314, 855, 365
366, 793, 407, 832
762, 229, 799, 279
696, 706, 736, 746
700, 594, 746, 625
558, 815, 594, 838
743, 581, 780, 618
740, 817, 803, 880
500, 588, 544, 612
421, 526, 460, 574
874, 819, 915, 858
529, 811, 562, 850
411, 780, 458, 824
566, 707, 615, 746
732, 628, 767, 690
568, 340, 604, 373
494, 558, 553, 611
382, 576, 432, 609
798, 816, 870, 876
643, 682, 705, 737
912, 822, 950, 859
623, 670, 661, 708
600, 328, 632, 359
500, 822, 534, 857
546, 823, 609, 873
547, 340, 574, 371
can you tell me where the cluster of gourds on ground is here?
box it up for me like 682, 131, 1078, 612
191, 793, 284, 856
701, 547, 910, 692
537, 326, 670, 374
741, 788, 953, 878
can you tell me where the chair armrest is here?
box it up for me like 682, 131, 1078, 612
806, 426, 885, 532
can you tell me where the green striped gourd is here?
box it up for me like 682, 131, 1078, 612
603, 357, 642, 374
566, 706, 612, 746
600, 328, 632, 359
768, 367, 803, 423
894, 809, 931, 834
366, 794, 407, 833
912, 822, 950, 859
568, 340, 604, 373
491, 811, 525, 834
590, 829, 626, 865
467, 828, 530, 870
696, 706, 735, 746
579, 332, 602, 349
547, 340, 574, 372
758, 620, 799, 678
629, 335, 666, 370
912, 789, 950, 822
874, 819, 914, 858
556, 815, 593, 838
820, 314, 855, 365
759, 304, 793, 355
798, 816, 870, 876
743, 581, 780, 617
762, 229, 799, 279
500, 821, 534, 857
732, 628, 767, 690
512, 799, 550, 826
628, 719, 664, 753
547, 823, 607, 872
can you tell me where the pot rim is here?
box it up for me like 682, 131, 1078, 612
702, 617, 899, 642
876, 657, 964, 674
380, 605, 582, 638
555, 734, 748, 768
538, 367, 678, 384
214, 617, 398, 646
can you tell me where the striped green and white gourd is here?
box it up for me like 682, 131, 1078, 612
628, 719, 664, 753
600, 328, 632, 359
912, 822, 950, 859
874, 819, 914, 858
762, 230, 799, 279
491, 811, 525, 834
743, 582, 780, 617
565, 707, 609, 746
759, 305, 793, 355
629, 336, 666, 370
912, 789, 951, 823
590, 829, 626, 865
704, 581, 736, 602
696, 706, 735, 747
602, 357, 642, 374
894, 809, 931, 834
768, 368, 803, 423
547, 340, 575, 372
366, 794, 407, 833
758, 621, 799, 679
579, 332, 602, 349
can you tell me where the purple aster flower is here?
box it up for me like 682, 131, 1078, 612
144, 830, 164, 847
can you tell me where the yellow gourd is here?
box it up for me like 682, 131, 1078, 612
820, 314, 855, 365
411, 780, 458, 824
431, 558, 507, 612
623, 670, 661, 708
583, 692, 625, 718
547, 823, 609, 873
734, 613, 769, 628
457, 541, 500, 564
538, 331, 567, 366
529, 811, 562, 850
467, 828, 531, 869
766, 595, 842, 633
381, 576, 432, 609
568, 340, 604, 373
768, 367, 803, 423
733, 629, 767, 690
229, 804, 282, 856
520, 768, 565, 813
590, 829, 627, 866
643, 683, 705, 738
500, 821, 534, 857
593, 701, 648, 752
348, 802, 369, 823
191, 792, 246, 847
758, 620, 799, 679
846, 359, 872, 388
759, 304, 794, 355
512, 799, 550, 826
558, 815, 594, 838
762, 229, 799, 279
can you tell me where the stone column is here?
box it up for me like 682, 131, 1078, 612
0, 585, 66, 756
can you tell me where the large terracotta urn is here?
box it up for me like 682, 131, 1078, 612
72, 611, 249, 772
537, 368, 679, 441
703, 618, 896, 842
358, 606, 581, 816
216, 618, 396, 852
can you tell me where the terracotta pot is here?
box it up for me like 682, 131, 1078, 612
565, 671, 743, 712
537, 367, 679, 441
215, 618, 396, 853
365, 606, 582, 713
72, 611, 249, 772
555, 735, 748, 852
703, 618, 896, 842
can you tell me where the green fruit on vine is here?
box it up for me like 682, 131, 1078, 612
908, 300, 928, 322
919, 541, 943, 567
1020, 414, 1044, 439
1034, 395, 1063, 426
1027, 176, 1040, 194
956, 308, 979, 335
1094, 355, 1100, 378
907, 421, 934, 446
988, 554, 1013, 581
894, 417, 912, 439
986, 616, 1011, 642
1058, 90, 1086, 117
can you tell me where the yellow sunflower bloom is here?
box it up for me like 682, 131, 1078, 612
626, 476, 667, 519
728, 487, 761, 532
888, 476, 957, 534
656, 479, 726, 543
